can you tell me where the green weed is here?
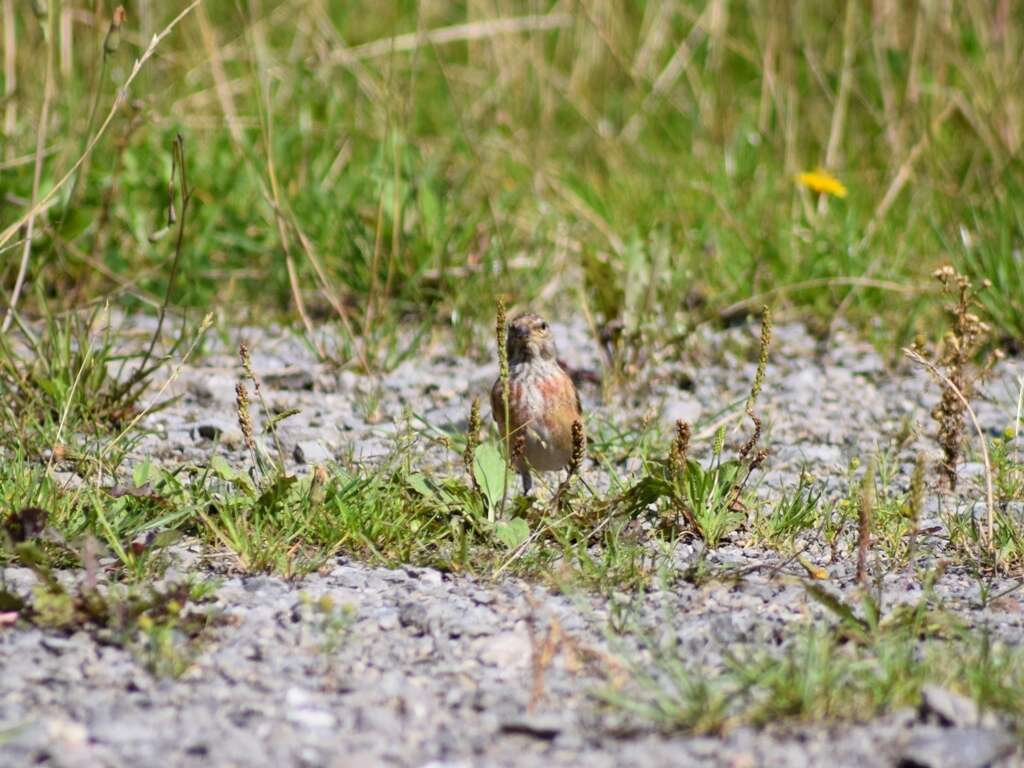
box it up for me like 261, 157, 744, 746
607, 579, 1023, 735
753, 475, 825, 547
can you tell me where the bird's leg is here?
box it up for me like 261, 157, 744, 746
520, 468, 533, 495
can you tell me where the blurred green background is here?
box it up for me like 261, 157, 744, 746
2, 0, 1022, 361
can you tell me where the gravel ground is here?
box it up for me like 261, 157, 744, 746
3, 318, 1024, 768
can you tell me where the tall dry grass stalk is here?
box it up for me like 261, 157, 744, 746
818, 0, 856, 216
194, 0, 368, 371
2, 1, 54, 333
907, 452, 926, 566
60, 6, 126, 227
2, 0, 16, 156
856, 456, 876, 585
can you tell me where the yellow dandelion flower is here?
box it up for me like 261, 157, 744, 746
797, 169, 848, 198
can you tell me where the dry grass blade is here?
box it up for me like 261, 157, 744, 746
99, 313, 214, 466
907, 453, 927, 565
859, 101, 957, 248
334, 13, 571, 62
1015, 375, 1024, 451
1, 0, 15, 153
2, 5, 54, 333
817, 0, 856, 216
856, 456, 875, 585
621, 1, 712, 141
715, 277, 920, 321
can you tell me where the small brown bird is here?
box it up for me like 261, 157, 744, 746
491, 313, 582, 493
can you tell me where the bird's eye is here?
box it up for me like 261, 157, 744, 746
539, 322, 548, 331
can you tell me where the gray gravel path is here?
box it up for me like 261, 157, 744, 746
3, 318, 1024, 767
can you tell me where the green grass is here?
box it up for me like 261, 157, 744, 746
1, 1, 1023, 360
613, 621, 1024, 735
607, 578, 1024, 735
752, 474, 826, 547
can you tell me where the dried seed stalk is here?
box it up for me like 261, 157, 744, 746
235, 381, 254, 451
856, 456, 876, 585
568, 419, 586, 477
669, 419, 691, 474
746, 304, 773, 414
907, 452, 926, 564
739, 305, 772, 463
931, 266, 989, 489
238, 341, 287, 472
738, 413, 762, 462
464, 398, 481, 492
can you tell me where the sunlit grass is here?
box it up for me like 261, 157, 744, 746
0, 1, 1020, 361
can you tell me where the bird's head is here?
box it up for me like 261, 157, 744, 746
506, 313, 557, 363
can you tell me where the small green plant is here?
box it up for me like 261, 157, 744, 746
989, 435, 1024, 503
755, 475, 824, 547
298, 593, 355, 655
616, 307, 772, 548
1, 528, 219, 677
680, 454, 750, 548
0, 308, 173, 461
605, 569, 1024, 736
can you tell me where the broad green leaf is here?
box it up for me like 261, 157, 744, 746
255, 474, 298, 514
133, 459, 153, 488
209, 455, 254, 495
406, 473, 433, 497
151, 530, 183, 548
473, 442, 508, 512
494, 517, 530, 549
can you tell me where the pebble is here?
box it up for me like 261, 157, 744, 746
897, 726, 1016, 768
293, 440, 332, 464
